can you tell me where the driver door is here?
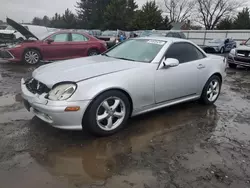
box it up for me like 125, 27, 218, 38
42, 33, 71, 60
155, 42, 206, 103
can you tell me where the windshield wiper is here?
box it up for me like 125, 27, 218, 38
102, 53, 110, 57
115, 57, 135, 61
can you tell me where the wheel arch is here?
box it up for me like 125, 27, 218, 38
211, 72, 222, 82
82, 88, 134, 123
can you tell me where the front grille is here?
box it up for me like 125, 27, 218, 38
234, 57, 250, 64
237, 50, 250, 57
25, 78, 50, 95
0, 50, 13, 59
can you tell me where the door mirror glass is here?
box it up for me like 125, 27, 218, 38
163, 58, 179, 68
46, 39, 54, 44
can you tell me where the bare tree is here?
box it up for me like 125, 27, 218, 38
196, 0, 245, 29
163, 0, 195, 23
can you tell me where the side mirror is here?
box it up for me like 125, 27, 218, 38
46, 39, 54, 44
162, 58, 179, 68
14, 30, 17, 33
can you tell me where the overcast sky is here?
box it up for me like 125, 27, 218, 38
0, 0, 148, 23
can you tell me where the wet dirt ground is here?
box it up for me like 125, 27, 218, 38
0, 60, 250, 188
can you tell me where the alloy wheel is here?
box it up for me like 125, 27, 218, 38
25, 51, 39, 64
96, 97, 126, 131
207, 79, 220, 102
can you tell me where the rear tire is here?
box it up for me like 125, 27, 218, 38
200, 75, 222, 105
83, 90, 131, 136
228, 63, 237, 69
88, 49, 99, 56
23, 49, 41, 65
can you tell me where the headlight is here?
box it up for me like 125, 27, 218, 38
48, 83, 77, 101
229, 49, 236, 56
8, 44, 22, 48
116, 39, 119, 44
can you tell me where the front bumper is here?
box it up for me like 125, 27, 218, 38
227, 54, 250, 67
21, 78, 91, 130
0, 47, 22, 62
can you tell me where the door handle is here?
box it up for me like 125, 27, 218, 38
197, 64, 205, 69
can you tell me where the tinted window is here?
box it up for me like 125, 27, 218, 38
72, 33, 88, 41
165, 42, 205, 63
52, 33, 69, 42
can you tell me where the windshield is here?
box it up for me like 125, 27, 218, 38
41, 32, 55, 40
140, 30, 152, 37
5, 25, 15, 30
102, 31, 117, 36
104, 39, 166, 63
209, 39, 223, 43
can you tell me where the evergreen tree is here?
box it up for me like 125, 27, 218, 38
233, 8, 250, 29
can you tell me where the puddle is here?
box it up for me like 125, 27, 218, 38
27, 104, 218, 186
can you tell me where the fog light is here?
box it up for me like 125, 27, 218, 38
65, 106, 80, 112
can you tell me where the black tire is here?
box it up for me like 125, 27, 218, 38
83, 90, 131, 136
88, 49, 99, 56
228, 63, 237, 69
220, 47, 225, 54
200, 75, 222, 105
23, 49, 41, 65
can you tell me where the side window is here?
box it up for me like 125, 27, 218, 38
165, 42, 205, 63
72, 33, 88, 41
52, 33, 69, 42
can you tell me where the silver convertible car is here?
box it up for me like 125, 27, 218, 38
21, 37, 226, 136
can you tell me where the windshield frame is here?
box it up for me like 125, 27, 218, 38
245, 38, 250, 46
102, 38, 166, 63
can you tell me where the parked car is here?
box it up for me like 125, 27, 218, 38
0, 18, 51, 44
165, 31, 186, 39
0, 29, 107, 64
140, 30, 186, 39
97, 30, 118, 48
21, 37, 226, 136
227, 38, 250, 68
203, 38, 236, 54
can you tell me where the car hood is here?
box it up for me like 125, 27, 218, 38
206, 42, 221, 47
32, 55, 141, 88
6, 18, 39, 40
236, 45, 250, 51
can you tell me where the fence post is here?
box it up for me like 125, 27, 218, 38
187, 31, 190, 39
203, 30, 207, 46
225, 31, 228, 38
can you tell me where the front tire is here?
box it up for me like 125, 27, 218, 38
83, 90, 131, 136
200, 75, 221, 105
23, 49, 41, 65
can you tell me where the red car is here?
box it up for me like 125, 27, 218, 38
0, 19, 107, 64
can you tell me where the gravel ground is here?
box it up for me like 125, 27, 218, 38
0, 60, 250, 188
